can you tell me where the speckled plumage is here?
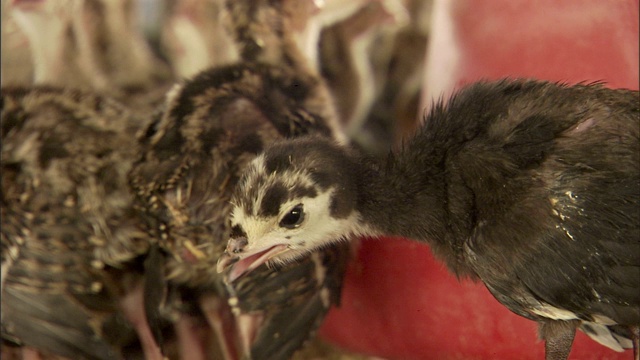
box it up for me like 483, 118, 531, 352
1, 0, 358, 358
129, 1, 354, 355
0, 67, 351, 360
1, 86, 156, 359
130, 62, 350, 360
222, 79, 640, 360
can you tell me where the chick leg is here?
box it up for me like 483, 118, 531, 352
199, 294, 237, 360
20, 347, 41, 360
539, 320, 580, 360
119, 282, 165, 360
174, 315, 208, 360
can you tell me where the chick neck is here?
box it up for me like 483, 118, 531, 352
351, 140, 473, 276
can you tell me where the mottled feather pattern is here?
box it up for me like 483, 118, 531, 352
1, 87, 151, 359
2, 0, 357, 358
131, 63, 337, 285
227, 247, 349, 360
130, 62, 351, 359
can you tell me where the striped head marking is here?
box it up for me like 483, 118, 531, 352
217, 137, 363, 281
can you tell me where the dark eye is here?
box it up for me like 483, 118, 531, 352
279, 204, 305, 229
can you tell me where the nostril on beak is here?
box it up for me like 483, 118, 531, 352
226, 237, 248, 254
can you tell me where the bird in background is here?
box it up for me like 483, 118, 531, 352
2, 1, 174, 359
6, 0, 169, 100
218, 79, 640, 360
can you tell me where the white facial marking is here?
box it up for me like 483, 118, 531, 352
226, 148, 375, 275
231, 174, 371, 266
232, 188, 335, 255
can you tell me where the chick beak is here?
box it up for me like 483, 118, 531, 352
216, 243, 289, 282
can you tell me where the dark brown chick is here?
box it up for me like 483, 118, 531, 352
220, 80, 640, 360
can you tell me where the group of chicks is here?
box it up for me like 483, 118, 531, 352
1, 0, 431, 359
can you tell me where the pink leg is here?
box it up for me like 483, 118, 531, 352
119, 283, 165, 360
20, 347, 41, 360
174, 315, 208, 360
199, 294, 237, 360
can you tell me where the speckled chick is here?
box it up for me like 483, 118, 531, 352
130, 62, 350, 360
1, 86, 163, 360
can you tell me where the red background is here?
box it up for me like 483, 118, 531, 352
319, 1, 639, 359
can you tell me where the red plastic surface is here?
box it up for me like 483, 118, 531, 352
319, 0, 639, 359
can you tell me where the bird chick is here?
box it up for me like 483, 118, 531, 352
132, 1, 351, 358
8, 0, 169, 102
1, 86, 163, 360
219, 79, 640, 360
159, 0, 239, 78
130, 61, 350, 360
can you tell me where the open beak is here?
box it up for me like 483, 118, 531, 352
216, 244, 289, 282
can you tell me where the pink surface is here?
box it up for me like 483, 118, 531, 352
450, 0, 639, 89
319, 0, 638, 359
321, 239, 630, 359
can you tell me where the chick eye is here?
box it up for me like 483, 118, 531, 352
279, 204, 305, 229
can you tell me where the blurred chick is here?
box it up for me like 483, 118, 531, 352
159, 0, 239, 79
3, 1, 356, 359
1, 86, 162, 360
7, 0, 169, 102
319, 0, 432, 155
